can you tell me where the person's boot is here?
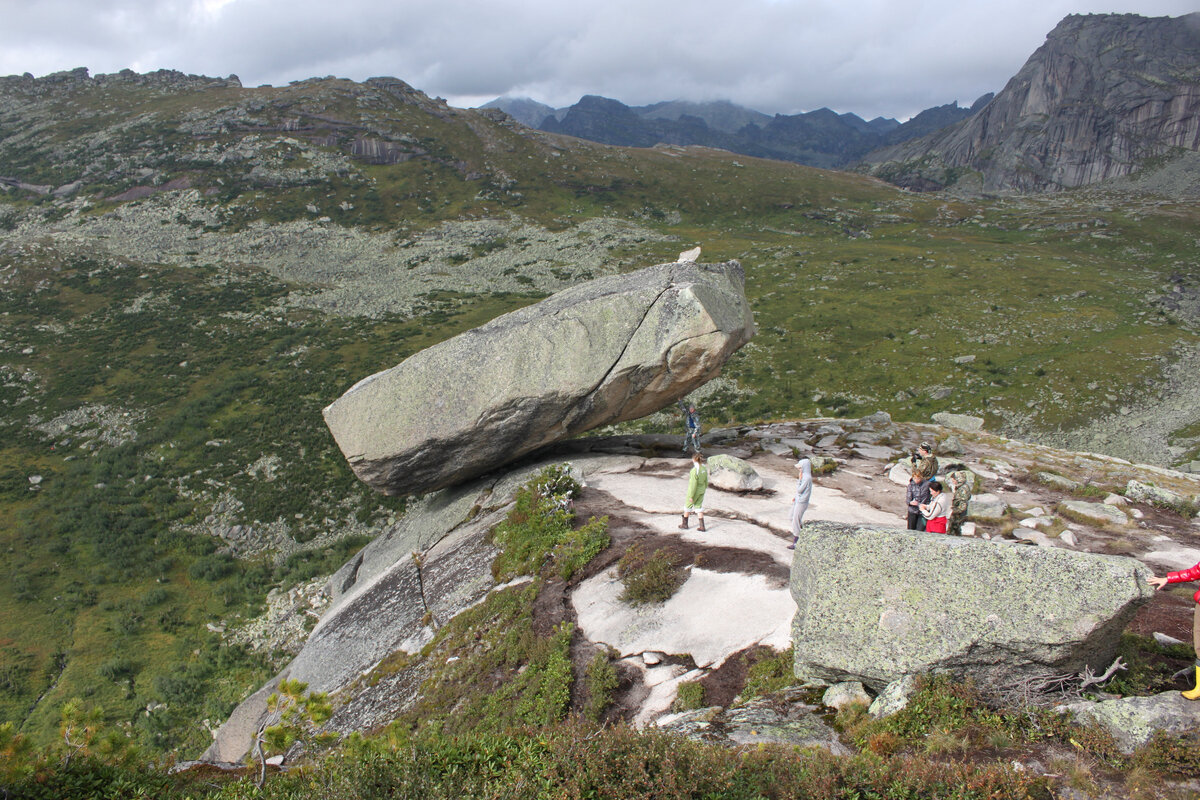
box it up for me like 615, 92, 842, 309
698, 519, 706, 532
679, 515, 688, 529
1183, 664, 1200, 700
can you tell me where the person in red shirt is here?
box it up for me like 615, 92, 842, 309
1149, 561, 1200, 700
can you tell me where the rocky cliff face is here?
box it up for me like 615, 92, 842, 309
861, 13, 1200, 193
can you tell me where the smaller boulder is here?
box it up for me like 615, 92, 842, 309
1060, 500, 1127, 527
931, 412, 983, 432
868, 675, 918, 718
707, 454, 763, 492
888, 461, 917, 486
1126, 480, 1192, 510
1066, 692, 1200, 753
968, 493, 1008, 520
822, 681, 871, 711
1038, 472, 1080, 491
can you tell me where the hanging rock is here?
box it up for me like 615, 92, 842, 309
324, 261, 755, 495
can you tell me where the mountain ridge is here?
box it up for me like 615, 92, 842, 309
860, 12, 1200, 193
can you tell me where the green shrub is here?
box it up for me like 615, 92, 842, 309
673, 680, 705, 712
741, 649, 796, 698
584, 650, 620, 721
491, 465, 607, 582
187, 552, 237, 581
617, 543, 686, 605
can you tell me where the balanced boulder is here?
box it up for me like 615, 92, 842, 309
324, 261, 755, 496
790, 522, 1152, 691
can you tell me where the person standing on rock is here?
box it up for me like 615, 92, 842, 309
919, 480, 951, 533
947, 470, 972, 536
678, 401, 701, 453
1149, 562, 1200, 700
787, 458, 813, 549
680, 452, 709, 531
913, 442, 939, 481
906, 468, 930, 531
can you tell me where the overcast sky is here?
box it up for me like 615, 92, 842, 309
1, 0, 1196, 121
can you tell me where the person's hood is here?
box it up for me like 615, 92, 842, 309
797, 458, 812, 481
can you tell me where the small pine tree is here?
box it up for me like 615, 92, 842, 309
253, 678, 337, 786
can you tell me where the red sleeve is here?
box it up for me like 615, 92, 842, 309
1166, 563, 1200, 584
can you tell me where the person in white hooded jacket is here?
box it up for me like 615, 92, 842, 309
788, 458, 812, 549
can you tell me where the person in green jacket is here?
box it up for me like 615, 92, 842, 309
679, 452, 709, 531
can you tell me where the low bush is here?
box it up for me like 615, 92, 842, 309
673, 681, 705, 712
617, 543, 687, 605
584, 650, 620, 722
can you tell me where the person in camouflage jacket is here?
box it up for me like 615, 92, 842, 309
914, 442, 939, 481
947, 470, 972, 536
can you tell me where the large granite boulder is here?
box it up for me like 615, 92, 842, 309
324, 260, 755, 496
790, 522, 1153, 691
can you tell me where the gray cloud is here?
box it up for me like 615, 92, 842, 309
1, 0, 1196, 120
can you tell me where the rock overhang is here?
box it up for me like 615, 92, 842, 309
323, 260, 756, 496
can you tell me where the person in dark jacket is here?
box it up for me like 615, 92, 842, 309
906, 468, 930, 531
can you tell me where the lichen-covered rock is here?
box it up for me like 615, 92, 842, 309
1060, 499, 1128, 526
868, 675, 918, 718
1125, 479, 1192, 510
789, 522, 1152, 691
822, 681, 871, 711
324, 260, 755, 496
1066, 692, 1200, 753
930, 412, 984, 432
707, 454, 763, 492
968, 493, 1008, 520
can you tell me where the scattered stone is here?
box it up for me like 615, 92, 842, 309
643, 651, 664, 666
856, 411, 892, 428
324, 261, 755, 495
815, 424, 844, 436
27, 475, 42, 485
721, 695, 850, 754
1126, 479, 1192, 510
1059, 530, 1079, 548
868, 675, 918, 718
1066, 692, 1200, 754
707, 454, 763, 492
937, 435, 964, 455
1060, 500, 1128, 526
1038, 472, 1080, 491
1019, 516, 1054, 530
953, 354, 976, 364
790, 522, 1153, 691
961, 521, 977, 536
930, 412, 983, 432
1104, 493, 1128, 506
1153, 632, 1185, 647
968, 493, 1008, 520
928, 386, 953, 400
888, 460, 917, 485
822, 681, 871, 711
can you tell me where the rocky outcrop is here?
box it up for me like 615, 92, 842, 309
203, 458, 560, 762
861, 13, 1200, 193
790, 522, 1153, 690
1066, 692, 1200, 753
323, 260, 755, 496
